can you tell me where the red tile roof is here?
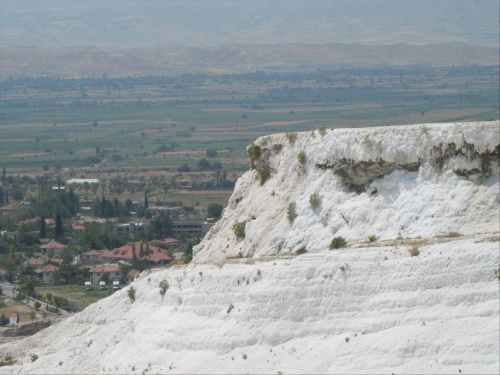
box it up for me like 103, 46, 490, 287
42, 240, 66, 249
22, 257, 48, 267
72, 224, 85, 231
35, 264, 59, 273
0, 268, 7, 276
102, 242, 171, 264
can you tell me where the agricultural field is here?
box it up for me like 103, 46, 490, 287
36, 286, 115, 312
0, 66, 498, 208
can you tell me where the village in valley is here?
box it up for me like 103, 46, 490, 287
0, 173, 220, 331
0, 64, 498, 337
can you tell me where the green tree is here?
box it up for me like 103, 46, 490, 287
147, 212, 173, 239
11, 185, 24, 201
297, 150, 306, 165
19, 276, 35, 296
52, 263, 90, 285
125, 199, 134, 213
207, 203, 224, 219
309, 193, 321, 209
39, 216, 47, 238
104, 200, 114, 218
232, 221, 246, 239
185, 241, 193, 256
206, 149, 218, 157
198, 158, 211, 171
20, 265, 35, 278
127, 286, 135, 302
119, 263, 131, 282
1, 167, 5, 182
287, 202, 297, 223
144, 190, 149, 209
101, 196, 106, 217
55, 213, 64, 239
5, 245, 17, 282
100, 272, 110, 285
330, 236, 347, 249
79, 222, 106, 249
178, 164, 190, 172
132, 242, 138, 269
0, 314, 9, 326
61, 248, 73, 265
66, 189, 79, 216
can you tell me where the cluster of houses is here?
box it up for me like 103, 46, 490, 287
0, 193, 215, 288
18, 239, 67, 282
16, 238, 179, 286
81, 241, 176, 285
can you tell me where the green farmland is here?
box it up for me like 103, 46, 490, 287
0, 66, 498, 207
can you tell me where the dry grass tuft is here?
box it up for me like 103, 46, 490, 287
409, 245, 420, 257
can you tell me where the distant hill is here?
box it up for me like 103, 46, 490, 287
0, 42, 497, 79
1, 0, 498, 48
1, 1, 498, 78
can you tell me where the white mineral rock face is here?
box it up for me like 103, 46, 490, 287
194, 121, 499, 263
0, 122, 498, 374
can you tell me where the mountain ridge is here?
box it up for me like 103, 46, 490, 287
2, 1, 498, 48
1, 42, 497, 79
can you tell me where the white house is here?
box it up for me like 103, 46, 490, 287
34, 264, 59, 283
90, 264, 122, 285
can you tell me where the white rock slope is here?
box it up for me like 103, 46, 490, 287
195, 121, 499, 263
0, 122, 498, 374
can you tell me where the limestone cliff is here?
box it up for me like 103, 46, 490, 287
194, 121, 499, 263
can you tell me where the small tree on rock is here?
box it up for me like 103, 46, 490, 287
330, 237, 347, 249
287, 202, 297, 223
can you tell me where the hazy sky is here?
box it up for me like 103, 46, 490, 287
1, 0, 498, 48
